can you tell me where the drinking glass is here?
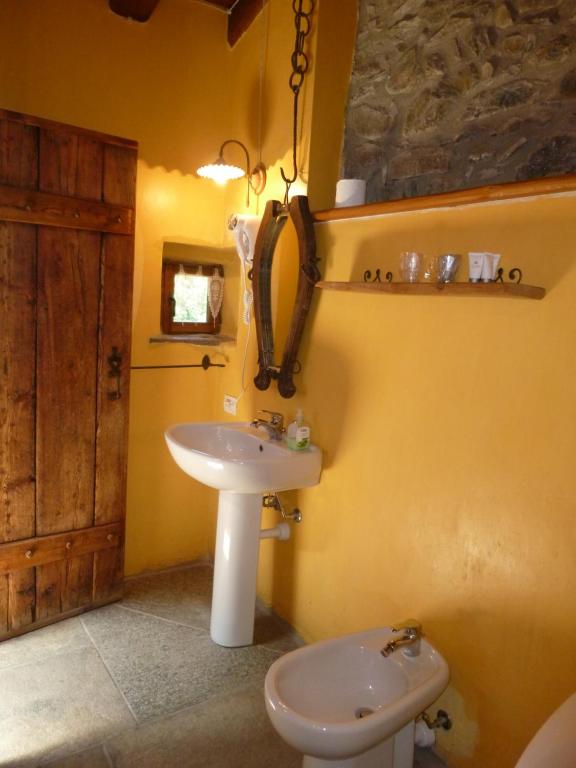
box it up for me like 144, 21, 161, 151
437, 253, 461, 283
399, 251, 422, 283
423, 255, 438, 282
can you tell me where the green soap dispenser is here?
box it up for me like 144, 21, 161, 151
286, 408, 310, 451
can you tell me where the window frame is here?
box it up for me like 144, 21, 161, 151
160, 260, 223, 335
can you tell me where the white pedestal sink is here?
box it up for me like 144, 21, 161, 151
165, 422, 322, 647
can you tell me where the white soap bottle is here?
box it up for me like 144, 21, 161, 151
286, 409, 310, 451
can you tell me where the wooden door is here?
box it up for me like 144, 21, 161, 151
0, 110, 137, 639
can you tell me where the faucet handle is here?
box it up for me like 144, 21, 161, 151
391, 619, 422, 636
257, 409, 284, 427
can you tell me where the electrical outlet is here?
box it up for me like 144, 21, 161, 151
223, 394, 238, 415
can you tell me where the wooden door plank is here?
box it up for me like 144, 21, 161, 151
39, 130, 103, 201
62, 554, 93, 612
0, 184, 134, 235
103, 144, 137, 208
93, 546, 124, 603
8, 569, 35, 630
0, 110, 137, 150
35, 562, 63, 621
0, 522, 121, 574
0, 222, 36, 543
0, 184, 134, 234
0, 574, 8, 633
36, 228, 100, 535
95, 236, 134, 525
0, 118, 38, 188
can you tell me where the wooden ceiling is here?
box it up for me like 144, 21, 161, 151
108, 0, 264, 46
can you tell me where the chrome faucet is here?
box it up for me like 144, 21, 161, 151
250, 410, 285, 441
381, 620, 422, 658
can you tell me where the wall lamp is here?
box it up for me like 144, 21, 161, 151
197, 139, 267, 206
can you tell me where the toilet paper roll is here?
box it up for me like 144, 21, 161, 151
335, 179, 367, 208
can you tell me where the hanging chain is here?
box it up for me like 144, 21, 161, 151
281, 0, 315, 206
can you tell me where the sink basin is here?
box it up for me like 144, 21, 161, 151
165, 421, 322, 493
265, 626, 449, 764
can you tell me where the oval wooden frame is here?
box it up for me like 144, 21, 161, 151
252, 195, 320, 398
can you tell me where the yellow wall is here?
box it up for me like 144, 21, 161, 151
257, 195, 576, 768
4, 1, 576, 767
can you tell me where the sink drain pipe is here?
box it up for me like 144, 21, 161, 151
260, 522, 291, 540
415, 709, 452, 748
261, 494, 302, 541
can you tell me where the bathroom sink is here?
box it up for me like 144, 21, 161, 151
165, 420, 322, 647
265, 626, 449, 761
165, 421, 322, 493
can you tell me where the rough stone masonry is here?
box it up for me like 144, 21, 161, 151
341, 0, 576, 201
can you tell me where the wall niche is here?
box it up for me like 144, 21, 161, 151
342, 0, 576, 202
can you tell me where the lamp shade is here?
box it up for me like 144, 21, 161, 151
197, 161, 245, 186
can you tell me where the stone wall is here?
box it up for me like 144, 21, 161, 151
341, 0, 576, 202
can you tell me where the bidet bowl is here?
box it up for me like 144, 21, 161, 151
165, 421, 322, 493
264, 626, 449, 761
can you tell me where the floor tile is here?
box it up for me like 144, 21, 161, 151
122, 565, 213, 631
106, 684, 300, 768
0, 647, 133, 766
81, 604, 279, 722
42, 746, 110, 767
123, 565, 303, 653
0, 617, 91, 671
253, 605, 304, 654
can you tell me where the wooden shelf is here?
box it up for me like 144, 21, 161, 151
312, 174, 576, 223
316, 281, 545, 300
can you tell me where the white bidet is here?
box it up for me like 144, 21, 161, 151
264, 626, 449, 768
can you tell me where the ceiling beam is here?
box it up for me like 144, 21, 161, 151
108, 0, 161, 22
228, 0, 268, 47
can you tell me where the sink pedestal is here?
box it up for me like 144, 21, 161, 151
302, 723, 414, 768
210, 491, 262, 647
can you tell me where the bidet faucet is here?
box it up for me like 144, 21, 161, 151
251, 410, 285, 440
381, 620, 422, 658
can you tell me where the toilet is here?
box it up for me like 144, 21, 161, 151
515, 692, 576, 767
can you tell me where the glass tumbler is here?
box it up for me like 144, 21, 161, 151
423, 255, 438, 282
437, 253, 461, 283
399, 251, 422, 283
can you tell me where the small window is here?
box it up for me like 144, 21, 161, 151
161, 261, 224, 334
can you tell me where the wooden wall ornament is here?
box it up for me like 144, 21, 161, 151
252, 195, 320, 398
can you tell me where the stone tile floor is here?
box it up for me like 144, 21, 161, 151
0, 564, 446, 767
